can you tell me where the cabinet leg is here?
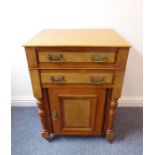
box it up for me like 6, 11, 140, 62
36, 98, 50, 141
41, 131, 50, 140
105, 98, 118, 143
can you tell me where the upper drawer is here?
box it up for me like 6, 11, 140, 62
38, 48, 118, 64
40, 70, 114, 85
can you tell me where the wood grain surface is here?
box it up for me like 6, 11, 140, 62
23, 29, 131, 47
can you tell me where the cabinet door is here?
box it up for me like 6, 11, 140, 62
48, 87, 106, 135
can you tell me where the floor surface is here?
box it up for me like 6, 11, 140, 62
11, 107, 143, 155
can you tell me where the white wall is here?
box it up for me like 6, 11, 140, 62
11, 0, 143, 104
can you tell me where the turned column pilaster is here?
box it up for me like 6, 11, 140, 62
36, 98, 50, 140
106, 98, 118, 142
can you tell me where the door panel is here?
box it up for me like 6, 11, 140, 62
63, 98, 90, 128
48, 87, 106, 135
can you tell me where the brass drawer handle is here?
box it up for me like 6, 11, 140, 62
91, 55, 108, 62
49, 76, 65, 83
52, 111, 58, 121
90, 76, 105, 84
47, 54, 63, 63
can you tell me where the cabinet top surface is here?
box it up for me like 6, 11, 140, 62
23, 29, 130, 47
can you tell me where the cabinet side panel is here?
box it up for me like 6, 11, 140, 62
116, 47, 129, 69
25, 47, 38, 68
112, 72, 125, 99
105, 47, 129, 141
29, 70, 42, 98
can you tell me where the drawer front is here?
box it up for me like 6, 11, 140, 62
38, 48, 117, 64
41, 71, 114, 84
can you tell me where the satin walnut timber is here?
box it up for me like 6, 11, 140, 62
23, 29, 130, 143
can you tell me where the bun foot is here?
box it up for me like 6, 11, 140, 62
106, 130, 114, 143
42, 133, 55, 142
41, 131, 50, 141
47, 136, 52, 143
107, 139, 113, 144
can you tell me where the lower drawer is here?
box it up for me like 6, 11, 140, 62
40, 70, 114, 84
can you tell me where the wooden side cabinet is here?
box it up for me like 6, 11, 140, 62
23, 29, 130, 142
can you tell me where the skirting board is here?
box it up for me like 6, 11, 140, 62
11, 96, 143, 107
